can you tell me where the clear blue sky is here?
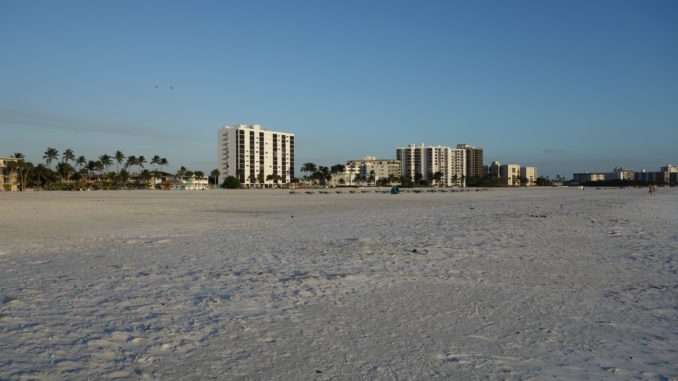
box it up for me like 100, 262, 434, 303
1, 0, 677, 178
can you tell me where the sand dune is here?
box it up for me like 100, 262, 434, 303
1, 188, 677, 380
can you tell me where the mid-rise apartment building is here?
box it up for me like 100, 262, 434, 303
661, 164, 678, 185
573, 172, 610, 183
500, 164, 522, 186
217, 124, 294, 187
0, 157, 20, 192
457, 144, 484, 178
345, 156, 401, 182
610, 167, 635, 181
635, 165, 678, 185
396, 144, 466, 187
520, 166, 537, 186
487, 161, 537, 186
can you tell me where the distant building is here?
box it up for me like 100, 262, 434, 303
0, 157, 20, 192
520, 166, 537, 186
574, 165, 676, 185
486, 161, 537, 186
661, 164, 678, 185
573, 172, 607, 183
345, 156, 401, 183
396, 144, 466, 187
333, 166, 360, 186
217, 124, 295, 187
457, 144, 484, 178
500, 164, 521, 186
485, 161, 501, 180
174, 175, 209, 191
610, 167, 635, 181
635, 170, 663, 184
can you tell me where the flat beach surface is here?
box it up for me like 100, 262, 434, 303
1, 188, 677, 380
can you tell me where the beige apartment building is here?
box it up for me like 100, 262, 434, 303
457, 144, 484, 178
345, 156, 401, 182
572, 172, 607, 183
500, 164, 522, 186
520, 166, 537, 186
0, 157, 20, 191
611, 167, 635, 181
396, 144, 466, 187
661, 164, 678, 185
487, 161, 538, 186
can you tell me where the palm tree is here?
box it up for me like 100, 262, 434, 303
86, 160, 98, 180
62, 148, 75, 164
115, 151, 125, 173
414, 172, 423, 185
8, 153, 31, 191
118, 168, 129, 189
56, 162, 75, 183
43, 147, 59, 169
76, 156, 87, 172
139, 170, 153, 189
330, 164, 345, 174
138, 156, 147, 171
95, 161, 104, 181
151, 155, 161, 171
210, 169, 220, 186
99, 154, 113, 175
301, 162, 317, 179
194, 170, 204, 179
126, 156, 138, 173
433, 171, 443, 186
33, 164, 48, 188
160, 158, 168, 174
176, 166, 187, 177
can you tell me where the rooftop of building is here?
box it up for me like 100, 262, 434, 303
220, 124, 294, 135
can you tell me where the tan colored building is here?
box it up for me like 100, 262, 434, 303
572, 172, 606, 183
396, 144, 466, 187
346, 156, 401, 183
520, 166, 537, 186
0, 157, 21, 192
661, 164, 678, 185
611, 167, 635, 181
457, 144, 484, 178
486, 161, 538, 186
500, 164, 522, 186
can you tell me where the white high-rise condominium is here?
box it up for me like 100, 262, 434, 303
217, 124, 295, 187
396, 144, 466, 187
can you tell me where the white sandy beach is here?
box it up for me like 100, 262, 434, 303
1, 187, 677, 380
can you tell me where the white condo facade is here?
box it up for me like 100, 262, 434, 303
217, 124, 295, 187
396, 144, 466, 187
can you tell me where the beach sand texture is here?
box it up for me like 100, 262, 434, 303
1, 188, 677, 380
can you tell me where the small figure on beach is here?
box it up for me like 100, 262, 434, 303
649, 183, 658, 196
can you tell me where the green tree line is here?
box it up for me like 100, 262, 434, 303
4, 148, 215, 191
